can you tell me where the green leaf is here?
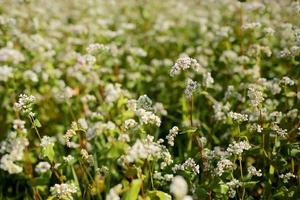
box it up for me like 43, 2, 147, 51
34, 119, 42, 127
147, 190, 172, 200
107, 142, 128, 159
123, 179, 142, 200
244, 181, 259, 188
42, 145, 55, 162
72, 166, 82, 197
291, 148, 300, 157
269, 165, 275, 175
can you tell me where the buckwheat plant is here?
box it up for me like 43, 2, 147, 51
0, 0, 299, 199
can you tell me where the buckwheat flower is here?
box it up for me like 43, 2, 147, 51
263, 27, 275, 36
170, 176, 188, 200
286, 109, 298, 119
203, 72, 214, 88
271, 124, 288, 138
279, 49, 291, 58
13, 119, 26, 131
124, 119, 137, 130
79, 54, 96, 65
172, 158, 200, 175
227, 140, 251, 155
23, 70, 38, 82
63, 155, 75, 163
129, 47, 147, 57
226, 179, 241, 198
86, 43, 109, 54
40, 136, 55, 148
269, 111, 283, 123
279, 172, 296, 183
121, 135, 164, 164
35, 161, 51, 173
136, 108, 161, 127
280, 76, 295, 86
184, 79, 199, 98
0, 47, 25, 64
153, 102, 167, 116
248, 166, 262, 177
64, 122, 78, 147
118, 133, 130, 142
0, 65, 13, 82
228, 111, 248, 122
78, 118, 88, 130
170, 56, 200, 77
137, 95, 153, 111
220, 50, 238, 63
127, 99, 137, 111
242, 22, 261, 30
106, 184, 122, 200
0, 155, 23, 174
14, 94, 36, 117
256, 124, 263, 133
248, 86, 264, 108
50, 183, 77, 200
104, 83, 123, 104
166, 126, 179, 146
216, 159, 236, 176
80, 149, 93, 164
213, 102, 231, 121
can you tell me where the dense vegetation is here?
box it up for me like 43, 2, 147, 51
0, 0, 299, 199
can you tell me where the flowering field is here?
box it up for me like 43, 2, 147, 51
0, 0, 299, 199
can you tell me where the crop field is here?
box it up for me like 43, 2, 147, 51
0, 0, 299, 199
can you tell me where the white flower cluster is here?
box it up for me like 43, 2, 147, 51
106, 184, 122, 200
14, 94, 36, 117
228, 111, 248, 122
0, 65, 13, 82
226, 140, 251, 155
170, 55, 200, 77
124, 119, 137, 130
170, 176, 192, 200
35, 161, 51, 173
248, 86, 264, 108
81, 149, 93, 164
127, 95, 162, 126
280, 76, 295, 86
50, 183, 77, 200
248, 123, 263, 133
63, 155, 75, 163
166, 126, 179, 146
213, 102, 231, 121
153, 102, 168, 116
271, 124, 288, 138
215, 158, 236, 176
242, 22, 261, 31
136, 108, 161, 127
248, 166, 262, 177
0, 47, 25, 64
279, 172, 296, 183
226, 179, 241, 198
0, 132, 29, 174
40, 136, 56, 148
64, 122, 78, 147
86, 43, 109, 54
13, 119, 27, 132
153, 171, 174, 182
184, 79, 199, 98
120, 135, 170, 165
172, 158, 200, 175
203, 72, 214, 88
104, 83, 126, 104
